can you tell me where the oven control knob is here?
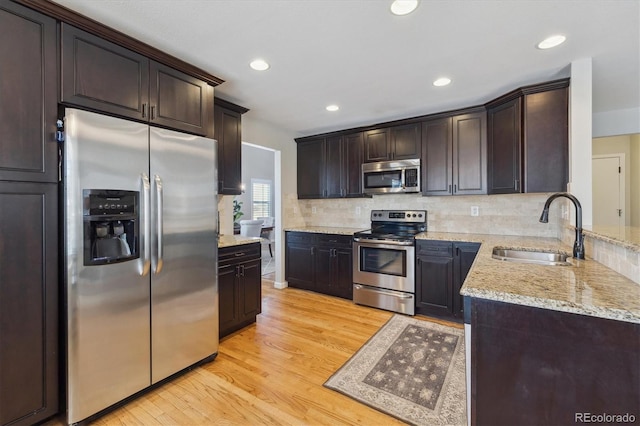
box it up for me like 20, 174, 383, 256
418, 213, 423, 217
412, 213, 416, 217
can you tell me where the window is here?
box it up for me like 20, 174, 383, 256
251, 179, 272, 219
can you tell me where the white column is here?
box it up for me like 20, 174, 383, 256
569, 58, 593, 227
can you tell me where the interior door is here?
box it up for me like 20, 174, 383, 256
149, 127, 218, 383
592, 155, 624, 228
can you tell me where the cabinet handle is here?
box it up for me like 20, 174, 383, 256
142, 103, 147, 118
234, 252, 245, 257
454, 184, 457, 193
514, 179, 520, 191
311, 247, 315, 256
151, 105, 156, 120
448, 184, 452, 194
456, 247, 460, 256
240, 265, 245, 276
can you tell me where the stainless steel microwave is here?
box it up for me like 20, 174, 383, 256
362, 158, 421, 195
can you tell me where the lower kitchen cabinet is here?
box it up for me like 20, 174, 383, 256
415, 240, 479, 320
470, 298, 639, 425
285, 232, 353, 299
0, 182, 58, 426
218, 243, 262, 338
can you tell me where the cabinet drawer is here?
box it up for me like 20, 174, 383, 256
317, 234, 352, 249
286, 231, 317, 245
416, 240, 453, 257
219, 243, 260, 265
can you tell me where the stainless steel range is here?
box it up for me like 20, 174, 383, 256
352, 210, 426, 315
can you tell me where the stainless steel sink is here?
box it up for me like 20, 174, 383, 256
492, 247, 572, 266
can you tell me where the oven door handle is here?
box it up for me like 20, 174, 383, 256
354, 285, 414, 299
353, 237, 414, 247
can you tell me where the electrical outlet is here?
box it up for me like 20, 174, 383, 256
355, 206, 361, 215
471, 206, 479, 217
312, 206, 317, 214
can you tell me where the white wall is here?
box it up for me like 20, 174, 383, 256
593, 107, 640, 138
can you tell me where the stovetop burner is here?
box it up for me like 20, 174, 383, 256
354, 209, 427, 242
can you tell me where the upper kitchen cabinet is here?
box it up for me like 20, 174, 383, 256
297, 132, 364, 199
297, 138, 326, 199
61, 24, 213, 136
486, 79, 569, 194
363, 123, 420, 163
0, 2, 58, 183
422, 109, 487, 196
149, 61, 211, 135
214, 98, 248, 195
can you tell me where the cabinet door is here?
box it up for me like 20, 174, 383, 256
240, 258, 262, 320
422, 117, 452, 196
390, 122, 421, 160
343, 132, 364, 197
334, 247, 354, 299
61, 24, 149, 122
453, 242, 480, 318
487, 98, 522, 194
314, 246, 333, 294
297, 139, 325, 199
523, 87, 568, 193
149, 61, 210, 136
325, 135, 343, 198
285, 233, 316, 290
452, 111, 487, 195
0, 3, 57, 183
363, 128, 390, 162
0, 182, 58, 425
214, 104, 242, 195
218, 263, 239, 337
416, 254, 454, 317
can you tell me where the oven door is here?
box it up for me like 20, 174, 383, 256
353, 239, 415, 292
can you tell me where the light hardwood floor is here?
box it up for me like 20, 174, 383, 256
47, 278, 461, 425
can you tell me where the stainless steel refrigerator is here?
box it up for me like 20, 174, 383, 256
62, 108, 218, 424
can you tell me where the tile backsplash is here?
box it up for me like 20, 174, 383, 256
285, 192, 562, 238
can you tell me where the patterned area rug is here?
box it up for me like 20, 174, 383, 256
324, 315, 466, 426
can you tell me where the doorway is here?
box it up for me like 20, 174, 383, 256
592, 154, 625, 229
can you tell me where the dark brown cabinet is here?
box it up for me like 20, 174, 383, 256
0, 2, 58, 184
470, 298, 639, 426
61, 24, 212, 136
415, 240, 479, 320
297, 133, 363, 199
0, 4, 59, 424
486, 79, 569, 194
422, 111, 487, 196
214, 98, 248, 195
285, 232, 353, 299
0, 182, 58, 426
218, 243, 262, 338
363, 123, 420, 163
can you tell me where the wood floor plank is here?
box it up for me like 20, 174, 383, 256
44, 280, 461, 425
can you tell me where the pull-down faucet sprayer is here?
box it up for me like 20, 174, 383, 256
539, 192, 585, 260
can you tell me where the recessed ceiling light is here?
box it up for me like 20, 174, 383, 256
326, 105, 340, 112
390, 0, 419, 16
537, 35, 566, 50
249, 59, 270, 71
433, 77, 451, 87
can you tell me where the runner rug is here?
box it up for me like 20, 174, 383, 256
324, 314, 467, 426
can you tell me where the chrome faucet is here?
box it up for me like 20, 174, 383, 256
539, 192, 585, 260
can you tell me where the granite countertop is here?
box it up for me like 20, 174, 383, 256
416, 232, 640, 324
284, 226, 367, 235
218, 234, 262, 248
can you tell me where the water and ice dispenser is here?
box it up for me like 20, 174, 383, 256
83, 190, 139, 265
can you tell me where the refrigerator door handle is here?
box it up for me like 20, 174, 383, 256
153, 174, 164, 274
140, 173, 151, 276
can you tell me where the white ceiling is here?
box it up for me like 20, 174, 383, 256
52, 0, 639, 138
